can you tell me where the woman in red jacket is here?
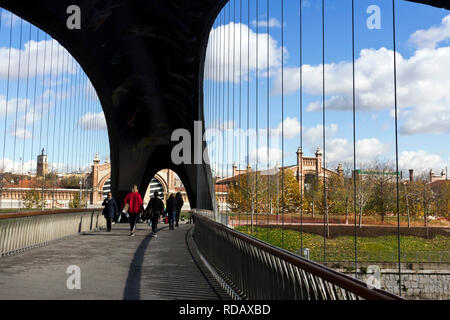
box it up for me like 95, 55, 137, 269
122, 184, 143, 236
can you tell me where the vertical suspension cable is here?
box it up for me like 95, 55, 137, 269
30, 28, 40, 180
77, 70, 86, 175
12, 18, 24, 209
51, 44, 62, 207
39, 33, 48, 209
45, 38, 54, 207
45, 38, 54, 161
1, 12, 13, 194
56, 48, 68, 178
392, 0, 402, 296
213, 16, 217, 200
266, 0, 270, 242
216, 15, 220, 212
352, 0, 358, 278
238, 0, 242, 228
60, 49, 69, 175
281, 0, 285, 249
20, 21, 33, 211
38, 33, 47, 167
227, 3, 231, 182
223, 6, 228, 207
246, 0, 250, 228
299, 0, 304, 254
255, 0, 259, 234
220, 9, 224, 185
232, 0, 236, 186
71, 62, 81, 174
87, 84, 95, 206
80, 75, 88, 202
66, 53, 76, 173
232, 0, 237, 221
321, 0, 327, 263
66, 57, 76, 173
72, 57, 80, 175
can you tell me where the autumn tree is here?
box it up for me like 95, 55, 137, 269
23, 189, 44, 209
69, 193, 86, 209
304, 174, 322, 218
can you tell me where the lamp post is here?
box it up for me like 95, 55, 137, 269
79, 179, 82, 208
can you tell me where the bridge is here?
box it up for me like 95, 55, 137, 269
0, 0, 449, 301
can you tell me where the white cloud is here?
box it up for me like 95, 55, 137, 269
205, 22, 286, 83
260, 117, 302, 140
0, 158, 83, 174
10, 128, 32, 140
409, 14, 450, 49
279, 16, 450, 137
251, 18, 283, 28
0, 39, 76, 79
399, 150, 448, 173
0, 95, 29, 116
249, 146, 283, 166
304, 123, 339, 146
300, 123, 390, 165
0, 11, 20, 28
273, 45, 450, 135
324, 137, 390, 166
77, 112, 107, 131
0, 159, 36, 174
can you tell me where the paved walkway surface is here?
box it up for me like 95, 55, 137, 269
0, 222, 230, 300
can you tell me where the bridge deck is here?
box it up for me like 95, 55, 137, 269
0, 223, 230, 300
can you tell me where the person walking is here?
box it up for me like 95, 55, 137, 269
122, 185, 143, 236
166, 194, 177, 230
146, 191, 164, 237
175, 192, 184, 227
102, 192, 118, 232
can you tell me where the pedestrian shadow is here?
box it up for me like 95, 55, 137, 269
80, 233, 128, 237
123, 226, 168, 300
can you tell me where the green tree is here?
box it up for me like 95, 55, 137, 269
22, 189, 44, 209
366, 162, 396, 225
432, 181, 449, 219
61, 175, 82, 188
69, 193, 86, 209
304, 174, 323, 218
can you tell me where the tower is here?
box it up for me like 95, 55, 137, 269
315, 147, 322, 175
37, 148, 48, 177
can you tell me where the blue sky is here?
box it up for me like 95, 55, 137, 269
0, 9, 108, 174
0, 2, 448, 179
204, 0, 450, 178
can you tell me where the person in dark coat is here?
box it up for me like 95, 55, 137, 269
102, 192, 118, 232
166, 194, 177, 230
146, 191, 164, 237
175, 192, 184, 227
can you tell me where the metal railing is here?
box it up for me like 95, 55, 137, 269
0, 209, 105, 257
193, 210, 404, 300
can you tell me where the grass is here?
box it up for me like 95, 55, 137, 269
226, 213, 450, 227
235, 226, 450, 263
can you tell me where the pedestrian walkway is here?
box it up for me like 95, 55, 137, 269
0, 222, 230, 300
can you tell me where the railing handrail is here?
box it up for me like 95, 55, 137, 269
0, 208, 102, 220
194, 211, 404, 300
